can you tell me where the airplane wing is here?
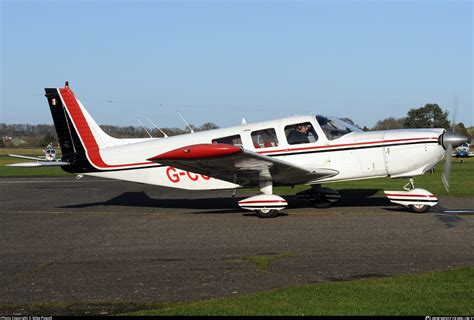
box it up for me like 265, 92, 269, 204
147, 144, 338, 187
8, 154, 47, 161
7, 161, 69, 167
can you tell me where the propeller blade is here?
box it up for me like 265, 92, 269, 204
442, 143, 452, 192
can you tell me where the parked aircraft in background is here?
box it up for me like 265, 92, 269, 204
8, 82, 469, 217
452, 143, 473, 158
8, 143, 65, 166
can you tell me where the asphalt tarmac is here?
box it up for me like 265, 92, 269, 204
1, 177, 473, 315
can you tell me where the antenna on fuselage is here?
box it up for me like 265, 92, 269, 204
136, 118, 153, 138
145, 117, 168, 138
177, 112, 195, 133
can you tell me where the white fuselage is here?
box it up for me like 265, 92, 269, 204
82, 115, 446, 190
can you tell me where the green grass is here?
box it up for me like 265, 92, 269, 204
127, 267, 474, 316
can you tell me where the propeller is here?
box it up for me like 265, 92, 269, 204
440, 98, 467, 192
441, 142, 452, 192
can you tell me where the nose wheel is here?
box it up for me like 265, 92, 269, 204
408, 203, 430, 213
385, 178, 438, 214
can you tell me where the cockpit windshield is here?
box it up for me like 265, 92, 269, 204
316, 115, 362, 140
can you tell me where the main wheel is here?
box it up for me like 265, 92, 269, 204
256, 209, 279, 218
408, 204, 430, 213
311, 200, 333, 208
311, 193, 334, 208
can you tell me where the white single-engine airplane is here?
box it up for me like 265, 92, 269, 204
9, 143, 59, 164
9, 82, 468, 217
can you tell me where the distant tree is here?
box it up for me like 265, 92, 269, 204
372, 117, 405, 131
467, 127, 474, 142
454, 122, 469, 139
41, 133, 57, 147
362, 126, 370, 131
404, 104, 450, 129
188, 124, 199, 133
199, 122, 219, 131
0, 121, 222, 147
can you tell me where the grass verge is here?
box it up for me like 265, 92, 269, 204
126, 267, 474, 316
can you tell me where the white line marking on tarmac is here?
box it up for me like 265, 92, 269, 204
444, 210, 474, 214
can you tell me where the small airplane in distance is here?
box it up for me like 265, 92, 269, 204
8, 143, 68, 166
452, 142, 474, 158
8, 82, 469, 217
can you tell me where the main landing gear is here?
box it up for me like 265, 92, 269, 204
296, 184, 341, 208
237, 181, 287, 218
237, 183, 342, 218
384, 178, 438, 213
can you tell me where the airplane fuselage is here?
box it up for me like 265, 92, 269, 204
80, 115, 446, 190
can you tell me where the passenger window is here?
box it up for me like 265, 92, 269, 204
212, 134, 242, 147
285, 122, 318, 145
251, 128, 279, 149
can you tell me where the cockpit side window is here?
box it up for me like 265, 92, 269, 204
285, 122, 318, 145
212, 134, 242, 147
251, 128, 279, 148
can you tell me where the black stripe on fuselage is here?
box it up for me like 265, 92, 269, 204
266, 140, 438, 157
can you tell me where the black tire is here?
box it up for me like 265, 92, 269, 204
312, 200, 333, 208
256, 209, 279, 218
408, 204, 430, 213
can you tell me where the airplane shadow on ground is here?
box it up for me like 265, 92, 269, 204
60, 188, 467, 226
60, 191, 242, 213
59, 188, 398, 214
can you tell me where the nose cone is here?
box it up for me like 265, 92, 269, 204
441, 132, 468, 149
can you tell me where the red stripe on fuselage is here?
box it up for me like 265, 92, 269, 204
257, 137, 439, 155
58, 87, 153, 169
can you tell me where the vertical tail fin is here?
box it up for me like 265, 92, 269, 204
44, 82, 118, 172
45, 85, 85, 163
45, 82, 155, 172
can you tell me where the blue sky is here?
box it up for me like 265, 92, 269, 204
1, 0, 472, 129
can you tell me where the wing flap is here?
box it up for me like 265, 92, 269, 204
148, 144, 338, 186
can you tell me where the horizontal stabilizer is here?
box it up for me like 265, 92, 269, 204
7, 161, 69, 167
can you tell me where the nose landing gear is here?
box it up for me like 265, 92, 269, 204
385, 178, 438, 213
